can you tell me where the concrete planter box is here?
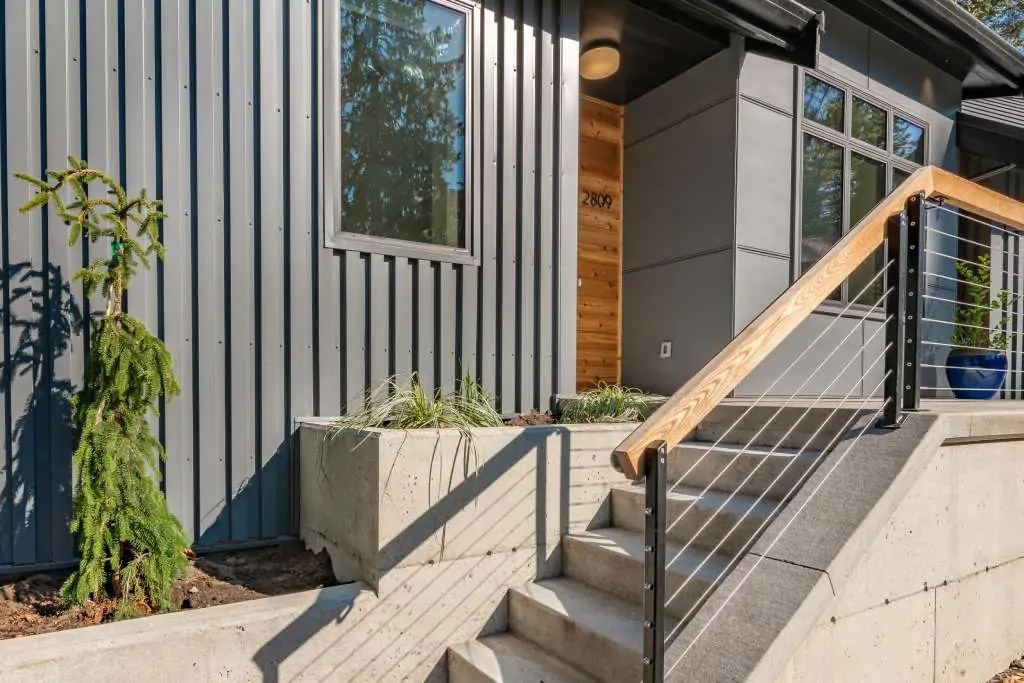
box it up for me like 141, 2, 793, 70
297, 419, 638, 593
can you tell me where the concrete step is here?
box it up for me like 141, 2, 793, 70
563, 527, 729, 620
509, 578, 678, 683
669, 442, 820, 499
448, 634, 597, 683
611, 483, 777, 554
697, 404, 861, 451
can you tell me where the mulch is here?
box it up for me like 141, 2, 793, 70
506, 410, 555, 426
0, 540, 336, 640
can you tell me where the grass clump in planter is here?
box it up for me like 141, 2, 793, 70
558, 382, 658, 424
331, 373, 503, 436
16, 157, 190, 619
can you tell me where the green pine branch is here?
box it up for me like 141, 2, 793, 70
16, 156, 189, 618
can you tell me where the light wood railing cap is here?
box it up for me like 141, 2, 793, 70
613, 166, 1024, 480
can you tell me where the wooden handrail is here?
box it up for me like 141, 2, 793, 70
613, 166, 1024, 480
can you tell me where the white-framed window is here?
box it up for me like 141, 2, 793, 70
324, 0, 478, 264
797, 71, 927, 304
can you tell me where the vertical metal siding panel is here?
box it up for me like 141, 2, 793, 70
555, 0, 578, 395
4, 0, 42, 565
479, 1, 498, 397
519, 0, 538, 410
344, 251, 366, 409
123, 1, 160, 344
256, 0, 287, 539
193, 0, 227, 544
287, 0, 314, 536
123, 1, 161, 528
499, 0, 519, 413
394, 258, 413, 379
439, 263, 456, 393
158, 0, 196, 539
225, 0, 258, 542
314, 0, 342, 416
417, 261, 436, 394
369, 253, 389, 387
536, 0, 554, 409
460, 266, 478, 381
42, 0, 82, 564
0, 0, 7, 566
288, 0, 314, 424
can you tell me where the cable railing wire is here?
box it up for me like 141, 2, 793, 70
662, 264, 893, 503
661, 336, 891, 616
665, 362, 891, 649
663, 269, 894, 537
926, 200, 1020, 240
664, 389, 892, 677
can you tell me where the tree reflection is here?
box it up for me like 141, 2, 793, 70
340, 0, 466, 247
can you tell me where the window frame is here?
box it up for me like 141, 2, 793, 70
322, 0, 481, 265
794, 70, 928, 304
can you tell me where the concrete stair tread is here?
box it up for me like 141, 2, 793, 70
566, 527, 731, 582
511, 577, 678, 653
449, 634, 597, 683
615, 482, 778, 520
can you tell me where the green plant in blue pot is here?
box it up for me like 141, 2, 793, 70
946, 253, 1017, 399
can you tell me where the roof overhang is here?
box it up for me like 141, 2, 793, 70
657, 0, 823, 67
825, 0, 1024, 99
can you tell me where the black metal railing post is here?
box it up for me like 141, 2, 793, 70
904, 192, 924, 411
880, 209, 909, 428
643, 441, 667, 683
880, 192, 924, 428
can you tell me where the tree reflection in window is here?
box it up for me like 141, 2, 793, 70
803, 75, 844, 132
340, 0, 467, 248
801, 135, 844, 300
894, 117, 925, 164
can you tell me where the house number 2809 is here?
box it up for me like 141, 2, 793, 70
581, 191, 613, 209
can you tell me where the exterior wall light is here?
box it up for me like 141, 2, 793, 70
580, 44, 620, 80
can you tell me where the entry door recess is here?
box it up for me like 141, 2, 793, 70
577, 96, 623, 389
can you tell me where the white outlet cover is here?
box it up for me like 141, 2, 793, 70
659, 341, 672, 359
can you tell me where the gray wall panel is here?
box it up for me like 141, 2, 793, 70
623, 99, 738, 270
0, 0, 578, 571
735, 99, 794, 258
621, 252, 734, 396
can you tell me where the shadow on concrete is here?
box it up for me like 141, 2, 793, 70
250, 424, 590, 682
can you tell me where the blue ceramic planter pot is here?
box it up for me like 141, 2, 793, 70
944, 351, 1008, 399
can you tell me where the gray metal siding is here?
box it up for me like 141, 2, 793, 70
962, 97, 1024, 130
0, 0, 578, 571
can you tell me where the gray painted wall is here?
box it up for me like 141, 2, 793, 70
734, 0, 962, 397
621, 46, 741, 395
0, 0, 579, 572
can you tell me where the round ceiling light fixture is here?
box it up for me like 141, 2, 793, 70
580, 44, 620, 80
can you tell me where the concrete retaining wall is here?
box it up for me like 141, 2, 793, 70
0, 421, 635, 683
774, 431, 1024, 683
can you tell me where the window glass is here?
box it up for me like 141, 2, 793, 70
852, 98, 887, 150
340, 0, 468, 248
801, 135, 844, 288
803, 75, 845, 132
894, 117, 925, 164
848, 153, 887, 305
892, 167, 912, 191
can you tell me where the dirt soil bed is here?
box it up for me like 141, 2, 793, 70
506, 410, 555, 426
0, 541, 336, 640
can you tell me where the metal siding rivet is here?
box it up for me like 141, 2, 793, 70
644, 507, 652, 515
644, 583, 653, 590
644, 545, 653, 552
643, 658, 652, 666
